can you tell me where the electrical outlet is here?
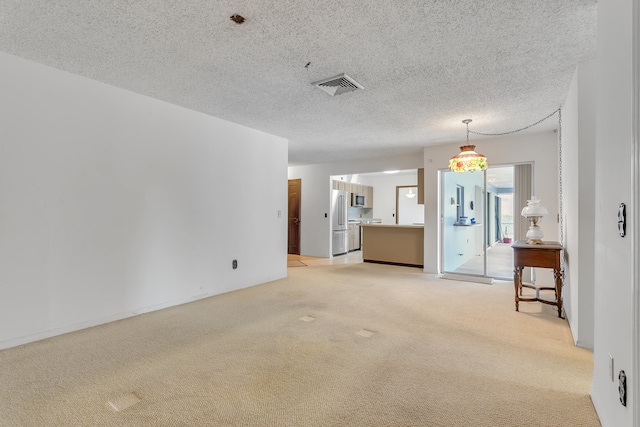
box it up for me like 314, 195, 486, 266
232, 259, 238, 269
277, 210, 281, 218
618, 203, 626, 237
619, 370, 627, 406
609, 354, 614, 382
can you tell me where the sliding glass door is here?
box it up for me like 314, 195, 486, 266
441, 165, 522, 279
442, 169, 486, 276
486, 168, 515, 278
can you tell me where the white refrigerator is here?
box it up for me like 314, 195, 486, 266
331, 189, 349, 256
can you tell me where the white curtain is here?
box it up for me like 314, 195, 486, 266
513, 163, 533, 241
513, 163, 533, 281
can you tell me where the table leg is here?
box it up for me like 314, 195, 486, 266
514, 266, 523, 312
554, 268, 564, 318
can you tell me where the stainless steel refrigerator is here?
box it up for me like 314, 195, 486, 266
331, 189, 349, 256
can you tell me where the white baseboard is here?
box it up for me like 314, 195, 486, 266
0, 293, 212, 350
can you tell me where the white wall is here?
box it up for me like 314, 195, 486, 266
397, 187, 424, 225
423, 132, 559, 274
591, 0, 636, 424
0, 52, 288, 349
562, 60, 596, 350
288, 155, 423, 257
359, 171, 420, 224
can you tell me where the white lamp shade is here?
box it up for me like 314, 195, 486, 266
521, 197, 548, 217
521, 197, 548, 244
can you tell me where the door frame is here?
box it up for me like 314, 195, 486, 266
395, 185, 419, 224
287, 179, 301, 255
439, 164, 526, 279
439, 168, 487, 277
632, 0, 639, 420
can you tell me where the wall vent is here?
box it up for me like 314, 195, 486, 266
312, 73, 364, 96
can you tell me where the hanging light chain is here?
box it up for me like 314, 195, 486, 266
466, 121, 470, 142
462, 118, 472, 143
558, 108, 565, 278
464, 107, 566, 274
468, 109, 561, 136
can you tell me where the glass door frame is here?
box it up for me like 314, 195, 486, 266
439, 168, 488, 277
439, 163, 521, 280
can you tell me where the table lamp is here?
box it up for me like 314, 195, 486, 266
521, 197, 548, 244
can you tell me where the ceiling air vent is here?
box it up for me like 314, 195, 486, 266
312, 73, 364, 96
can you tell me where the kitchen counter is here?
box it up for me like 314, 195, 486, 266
360, 224, 424, 268
359, 224, 422, 229
348, 218, 382, 224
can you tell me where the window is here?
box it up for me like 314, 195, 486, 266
456, 185, 465, 223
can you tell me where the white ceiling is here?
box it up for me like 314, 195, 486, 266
0, 1, 596, 166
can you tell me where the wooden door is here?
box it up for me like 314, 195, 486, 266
288, 179, 301, 254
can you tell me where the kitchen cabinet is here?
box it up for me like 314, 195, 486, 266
364, 185, 374, 208
332, 180, 348, 192
332, 181, 373, 208
348, 223, 360, 251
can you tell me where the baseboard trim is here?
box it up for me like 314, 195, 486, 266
364, 259, 423, 268
441, 273, 494, 285
589, 391, 608, 427
0, 292, 220, 350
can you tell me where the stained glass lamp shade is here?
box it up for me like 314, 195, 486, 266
448, 145, 488, 173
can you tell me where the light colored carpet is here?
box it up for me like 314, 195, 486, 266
0, 262, 599, 426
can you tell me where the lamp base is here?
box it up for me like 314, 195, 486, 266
525, 221, 544, 244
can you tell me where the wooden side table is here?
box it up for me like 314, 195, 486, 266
512, 240, 564, 318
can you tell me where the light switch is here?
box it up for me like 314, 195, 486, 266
609, 353, 614, 382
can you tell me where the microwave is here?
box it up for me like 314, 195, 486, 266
351, 193, 365, 207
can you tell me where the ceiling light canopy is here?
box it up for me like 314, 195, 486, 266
449, 119, 488, 173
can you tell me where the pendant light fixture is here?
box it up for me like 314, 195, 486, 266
405, 188, 416, 199
448, 119, 488, 173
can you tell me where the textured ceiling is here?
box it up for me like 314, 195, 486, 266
0, 1, 596, 165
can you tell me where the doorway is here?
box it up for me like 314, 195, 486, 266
288, 179, 301, 255
440, 165, 522, 279
396, 186, 424, 225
